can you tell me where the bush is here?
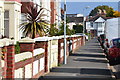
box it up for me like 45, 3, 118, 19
49, 24, 59, 36
73, 25, 83, 33
58, 23, 75, 36
15, 41, 20, 54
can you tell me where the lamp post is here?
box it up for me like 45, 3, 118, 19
83, 6, 90, 34
63, 0, 67, 64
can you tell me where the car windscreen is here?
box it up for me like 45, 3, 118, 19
113, 39, 120, 48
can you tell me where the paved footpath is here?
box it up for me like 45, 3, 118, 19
39, 38, 116, 80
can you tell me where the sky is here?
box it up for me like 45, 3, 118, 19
61, 2, 119, 16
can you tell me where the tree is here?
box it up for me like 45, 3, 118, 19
49, 24, 59, 36
20, 5, 49, 39
89, 5, 115, 17
58, 23, 75, 36
113, 10, 120, 17
73, 25, 83, 33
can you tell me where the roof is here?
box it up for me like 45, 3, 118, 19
68, 17, 83, 23
86, 14, 113, 22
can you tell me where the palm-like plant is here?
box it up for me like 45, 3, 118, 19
20, 5, 49, 39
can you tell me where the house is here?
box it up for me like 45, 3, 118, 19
0, 0, 21, 41
85, 13, 112, 37
66, 14, 84, 29
50, 0, 61, 27
0, 0, 61, 40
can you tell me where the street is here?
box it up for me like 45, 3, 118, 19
39, 38, 116, 80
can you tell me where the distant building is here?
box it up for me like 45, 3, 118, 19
66, 14, 84, 30
85, 13, 112, 37
67, 14, 83, 17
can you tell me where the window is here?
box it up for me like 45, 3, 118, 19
98, 30, 102, 33
90, 22, 93, 27
97, 22, 102, 27
4, 10, 9, 38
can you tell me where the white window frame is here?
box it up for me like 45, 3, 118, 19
4, 10, 9, 38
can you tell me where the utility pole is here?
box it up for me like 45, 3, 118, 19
63, 0, 67, 64
83, 6, 90, 34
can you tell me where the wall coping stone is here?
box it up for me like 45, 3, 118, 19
0, 40, 4, 47
34, 35, 84, 42
0, 38, 11, 46
19, 37, 35, 43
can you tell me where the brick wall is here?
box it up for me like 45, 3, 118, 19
2, 46, 7, 78
58, 38, 64, 64
0, 47, 2, 79
35, 41, 48, 72
6, 45, 15, 78
0, 35, 85, 79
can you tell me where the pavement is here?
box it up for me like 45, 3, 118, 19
38, 38, 116, 80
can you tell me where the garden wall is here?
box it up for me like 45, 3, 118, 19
0, 35, 85, 79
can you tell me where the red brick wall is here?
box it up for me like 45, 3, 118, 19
19, 43, 35, 53
35, 41, 49, 72
0, 48, 2, 79
0, 36, 85, 79
2, 46, 7, 78
6, 45, 15, 78
58, 39, 64, 64
50, 0, 57, 24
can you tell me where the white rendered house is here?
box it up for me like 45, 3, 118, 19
85, 14, 111, 37
0, 0, 21, 41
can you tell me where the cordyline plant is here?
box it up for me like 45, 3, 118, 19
20, 5, 49, 39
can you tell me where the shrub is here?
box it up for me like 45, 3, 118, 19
15, 41, 20, 54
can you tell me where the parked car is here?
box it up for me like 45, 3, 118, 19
103, 39, 109, 54
107, 38, 120, 65
98, 34, 105, 48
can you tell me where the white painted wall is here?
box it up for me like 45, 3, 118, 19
86, 17, 106, 36
68, 22, 76, 30
0, 1, 4, 36
106, 18, 119, 43
4, 1, 21, 41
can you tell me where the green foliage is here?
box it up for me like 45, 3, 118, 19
73, 25, 83, 33
89, 5, 115, 17
20, 5, 49, 39
49, 24, 59, 36
15, 41, 20, 54
49, 18, 75, 36
58, 23, 75, 36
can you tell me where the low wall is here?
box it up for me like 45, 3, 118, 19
0, 35, 85, 79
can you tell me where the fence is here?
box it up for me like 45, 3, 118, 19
0, 35, 85, 79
